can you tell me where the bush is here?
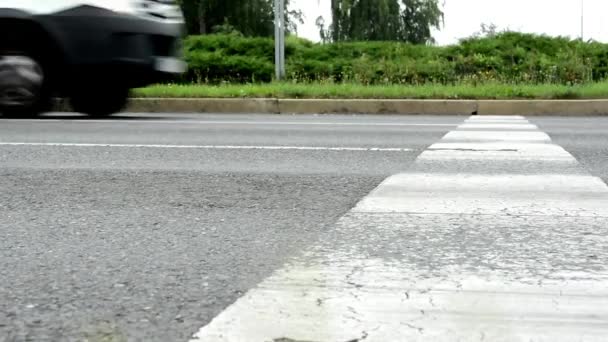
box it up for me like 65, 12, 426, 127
181, 32, 608, 85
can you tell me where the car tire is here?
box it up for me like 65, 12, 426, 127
70, 87, 129, 117
0, 51, 52, 118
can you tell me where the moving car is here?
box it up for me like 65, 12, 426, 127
0, 0, 186, 117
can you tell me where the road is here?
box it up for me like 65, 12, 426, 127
1, 114, 608, 341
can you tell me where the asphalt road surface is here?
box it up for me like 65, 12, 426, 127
1, 114, 608, 341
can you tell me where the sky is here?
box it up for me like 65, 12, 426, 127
292, 0, 608, 45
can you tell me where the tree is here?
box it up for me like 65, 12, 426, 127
324, 0, 443, 43
348, 0, 402, 41
178, 0, 301, 37
401, 0, 444, 44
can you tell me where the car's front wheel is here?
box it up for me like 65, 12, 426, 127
70, 87, 129, 117
0, 52, 51, 117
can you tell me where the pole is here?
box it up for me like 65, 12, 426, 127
274, 0, 280, 80
279, 0, 286, 79
274, 0, 286, 80
581, 0, 584, 40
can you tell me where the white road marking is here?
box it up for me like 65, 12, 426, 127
465, 119, 530, 124
367, 173, 608, 193
0, 142, 412, 152
194, 254, 608, 342
443, 130, 551, 142
6, 119, 457, 127
419, 150, 578, 161
467, 115, 526, 120
428, 142, 570, 152
191, 115, 608, 341
458, 123, 538, 130
421, 142, 577, 161
353, 173, 608, 217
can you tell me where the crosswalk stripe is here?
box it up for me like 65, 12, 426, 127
421, 142, 577, 162
353, 173, 608, 216
457, 123, 539, 130
465, 119, 530, 124
443, 131, 552, 142
190, 116, 608, 342
428, 142, 573, 154
467, 115, 527, 120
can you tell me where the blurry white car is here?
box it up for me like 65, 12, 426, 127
0, 0, 186, 116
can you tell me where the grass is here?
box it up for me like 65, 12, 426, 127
134, 82, 608, 100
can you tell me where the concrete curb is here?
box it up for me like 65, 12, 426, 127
277, 99, 478, 115
56, 98, 608, 115
128, 98, 280, 114
124, 98, 478, 115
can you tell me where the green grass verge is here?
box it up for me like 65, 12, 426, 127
134, 82, 608, 100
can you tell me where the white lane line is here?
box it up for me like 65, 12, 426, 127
6, 119, 457, 127
0, 142, 412, 152
191, 115, 608, 341
443, 130, 551, 142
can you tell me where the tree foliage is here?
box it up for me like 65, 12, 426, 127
325, 0, 443, 43
178, 0, 301, 36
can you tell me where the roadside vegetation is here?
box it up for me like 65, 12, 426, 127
136, 82, 608, 100
180, 32, 608, 85
141, 31, 608, 99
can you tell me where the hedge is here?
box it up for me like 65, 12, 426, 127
181, 32, 608, 85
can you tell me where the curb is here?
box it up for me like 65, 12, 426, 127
56, 98, 608, 116
128, 98, 280, 114
126, 98, 477, 115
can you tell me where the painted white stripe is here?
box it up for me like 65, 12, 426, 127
418, 150, 577, 161
428, 142, 569, 152
370, 173, 608, 193
0, 142, 412, 152
191, 115, 608, 341
193, 254, 608, 342
465, 118, 530, 123
353, 196, 608, 216
8, 119, 457, 127
421, 142, 576, 161
458, 123, 538, 130
443, 130, 551, 142
467, 115, 526, 120
464, 120, 531, 125
353, 174, 608, 216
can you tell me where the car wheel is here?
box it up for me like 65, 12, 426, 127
70, 87, 129, 117
0, 52, 51, 117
